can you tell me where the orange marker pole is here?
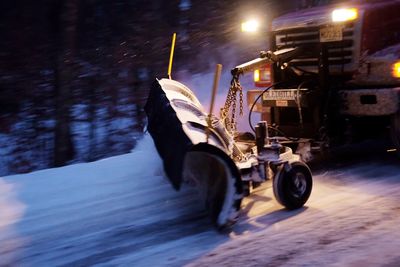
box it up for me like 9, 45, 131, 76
168, 33, 177, 79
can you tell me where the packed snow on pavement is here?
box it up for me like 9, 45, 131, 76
1, 134, 400, 266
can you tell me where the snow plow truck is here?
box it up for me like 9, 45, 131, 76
144, 0, 400, 229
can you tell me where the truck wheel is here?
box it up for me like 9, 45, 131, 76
391, 111, 400, 156
185, 144, 243, 229
273, 162, 312, 210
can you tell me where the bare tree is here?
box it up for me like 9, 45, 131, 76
53, 0, 79, 166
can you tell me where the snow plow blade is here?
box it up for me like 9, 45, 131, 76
144, 78, 243, 227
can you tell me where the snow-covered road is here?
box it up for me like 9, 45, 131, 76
1, 135, 400, 266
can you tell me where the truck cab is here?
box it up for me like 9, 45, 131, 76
248, 0, 400, 154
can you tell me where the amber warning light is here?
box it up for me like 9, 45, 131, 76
393, 61, 400, 78
254, 65, 272, 87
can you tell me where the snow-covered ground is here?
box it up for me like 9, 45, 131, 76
1, 135, 400, 266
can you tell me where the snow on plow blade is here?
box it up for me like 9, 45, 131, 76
144, 78, 243, 227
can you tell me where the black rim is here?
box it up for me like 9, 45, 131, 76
289, 171, 307, 199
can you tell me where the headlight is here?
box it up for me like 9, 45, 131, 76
332, 8, 358, 22
241, 20, 259, 33
393, 61, 400, 78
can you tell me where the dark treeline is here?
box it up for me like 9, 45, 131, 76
0, 0, 297, 175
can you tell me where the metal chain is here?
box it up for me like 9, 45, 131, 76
239, 84, 243, 116
221, 77, 244, 133
231, 89, 237, 131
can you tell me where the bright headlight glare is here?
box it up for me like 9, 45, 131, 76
332, 8, 358, 22
241, 20, 259, 33
393, 62, 400, 78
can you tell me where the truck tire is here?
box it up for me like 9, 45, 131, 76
273, 161, 312, 210
391, 110, 400, 156
184, 144, 243, 229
